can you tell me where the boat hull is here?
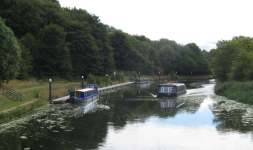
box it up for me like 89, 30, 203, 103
68, 95, 99, 104
157, 91, 186, 97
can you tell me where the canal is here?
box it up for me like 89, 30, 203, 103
1, 79, 253, 150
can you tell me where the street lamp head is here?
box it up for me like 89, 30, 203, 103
82, 76, 83, 78
122, 73, 123, 75
159, 72, 160, 74
49, 79, 52, 82
176, 72, 177, 74
139, 72, 140, 74
106, 74, 108, 76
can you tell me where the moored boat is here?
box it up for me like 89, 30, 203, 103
157, 83, 186, 97
135, 78, 152, 84
68, 84, 99, 103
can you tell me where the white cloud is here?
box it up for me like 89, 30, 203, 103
59, 0, 253, 51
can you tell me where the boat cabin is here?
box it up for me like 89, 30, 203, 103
157, 83, 186, 97
69, 84, 99, 103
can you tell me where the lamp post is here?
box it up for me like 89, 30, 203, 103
176, 72, 177, 82
159, 72, 160, 83
82, 76, 84, 89
139, 72, 140, 82
49, 79, 52, 104
122, 73, 123, 83
106, 74, 108, 87
191, 71, 192, 81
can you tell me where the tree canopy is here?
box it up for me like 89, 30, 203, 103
0, 18, 21, 83
0, 0, 212, 82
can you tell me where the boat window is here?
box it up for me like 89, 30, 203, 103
85, 85, 95, 89
172, 87, 176, 92
159, 86, 173, 93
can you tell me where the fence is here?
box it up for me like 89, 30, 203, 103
3, 86, 22, 101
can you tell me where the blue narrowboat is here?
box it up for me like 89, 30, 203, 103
68, 84, 99, 103
135, 78, 152, 84
157, 83, 186, 97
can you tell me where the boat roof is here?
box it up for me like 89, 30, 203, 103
85, 84, 97, 86
158, 83, 185, 86
72, 88, 95, 92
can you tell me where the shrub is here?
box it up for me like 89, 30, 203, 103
95, 76, 102, 85
116, 72, 121, 81
86, 73, 96, 84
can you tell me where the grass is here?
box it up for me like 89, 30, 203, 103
215, 81, 253, 104
0, 78, 81, 112
0, 99, 46, 123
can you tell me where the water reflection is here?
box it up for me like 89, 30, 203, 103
1, 79, 253, 149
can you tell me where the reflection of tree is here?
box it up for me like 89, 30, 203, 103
212, 109, 253, 134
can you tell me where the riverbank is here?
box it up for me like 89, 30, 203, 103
214, 81, 253, 104
0, 74, 129, 123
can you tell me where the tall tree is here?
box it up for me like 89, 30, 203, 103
0, 18, 21, 83
64, 21, 102, 76
36, 23, 72, 78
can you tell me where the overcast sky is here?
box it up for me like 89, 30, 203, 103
59, 0, 253, 51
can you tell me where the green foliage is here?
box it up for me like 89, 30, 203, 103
210, 36, 253, 81
0, 100, 47, 123
115, 72, 121, 81
159, 45, 175, 74
0, 0, 212, 82
87, 73, 96, 84
95, 76, 102, 85
36, 23, 72, 78
16, 41, 33, 79
215, 81, 253, 104
0, 18, 21, 84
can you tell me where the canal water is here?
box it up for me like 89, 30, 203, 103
1, 79, 253, 150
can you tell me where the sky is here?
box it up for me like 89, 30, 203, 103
59, 0, 253, 51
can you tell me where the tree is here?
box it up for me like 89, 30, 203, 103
20, 33, 39, 76
36, 23, 72, 78
159, 45, 175, 74
64, 21, 102, 77
186, 43, 201, 55
0, 18, 21, 83
16, 41, 33, 79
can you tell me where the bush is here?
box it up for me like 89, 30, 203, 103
116, 72, 121, 81
111, 73, 116, 81
86, 73, 96, 84
215, 81, 253, 104
95, 76, 102, 85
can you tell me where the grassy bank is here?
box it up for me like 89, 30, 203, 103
0, 73, 129, 123
0, 99, 46, 123
215, 81, 253, 104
